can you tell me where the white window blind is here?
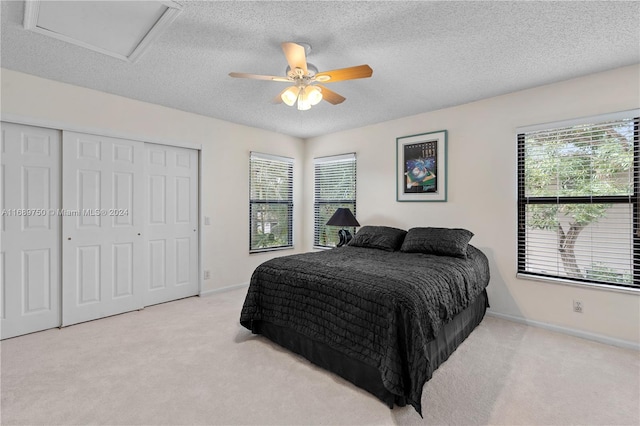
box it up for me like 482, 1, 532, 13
517, 112, 639, 288
314, 153, 357, 248
249, 152, 293, 252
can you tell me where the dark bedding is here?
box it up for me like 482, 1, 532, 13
240, 245, 490, 415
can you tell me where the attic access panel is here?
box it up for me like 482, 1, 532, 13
23, 0, 182, 62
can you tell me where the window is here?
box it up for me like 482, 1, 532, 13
314, 153, 357, 248
249, 152, 293, 252
517, 111, 639, 289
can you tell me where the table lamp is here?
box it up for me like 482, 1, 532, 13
326, 208, 360, 247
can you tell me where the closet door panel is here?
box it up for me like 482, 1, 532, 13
144, 144, 198, 306
1, 122, 61, 339
62, 132, 144, 326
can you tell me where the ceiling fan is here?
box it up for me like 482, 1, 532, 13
229, 42, 373, 111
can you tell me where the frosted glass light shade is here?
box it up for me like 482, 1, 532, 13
307, 86, 323, 105
281, 86, 299, 106
297, 87, 311, 110
297, 99, 311, 110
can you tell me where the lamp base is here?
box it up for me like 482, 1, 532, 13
337, 229, 353, 247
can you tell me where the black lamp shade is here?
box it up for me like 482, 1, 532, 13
326, 208, 360, 227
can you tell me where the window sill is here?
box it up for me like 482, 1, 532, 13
516, 273, 640, 295
250, 246, 294, 254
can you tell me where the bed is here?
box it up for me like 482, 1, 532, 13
240, 226, 490, 416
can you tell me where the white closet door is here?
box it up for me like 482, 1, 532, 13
1, 123, 61, 339
144, 144, 198, 306
62, 132, 144, 326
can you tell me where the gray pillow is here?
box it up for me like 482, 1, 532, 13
348, 226, 407, 251
400, 227, 474, 258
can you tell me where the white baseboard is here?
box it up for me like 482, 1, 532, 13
486, 310, 639, 351
199, 282, 249, 297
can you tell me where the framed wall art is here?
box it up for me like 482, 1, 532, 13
396, 130, 447, 202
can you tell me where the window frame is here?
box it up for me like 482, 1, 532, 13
249, 152, 294, 253
516, 110, 639, 290
313, 153, 357, 249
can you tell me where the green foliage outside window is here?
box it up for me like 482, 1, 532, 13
250, 153, 293, 252
523, 120, 634, 281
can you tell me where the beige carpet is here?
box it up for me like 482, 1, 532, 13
1, 288, 638, 425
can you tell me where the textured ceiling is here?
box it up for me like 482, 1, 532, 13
1, 1, 639, 139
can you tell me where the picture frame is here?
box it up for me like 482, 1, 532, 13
396, 130, 447, 202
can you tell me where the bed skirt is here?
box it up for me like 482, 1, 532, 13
252, 289, 489, 409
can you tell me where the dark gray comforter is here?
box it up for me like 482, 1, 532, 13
240, 245, 490, 414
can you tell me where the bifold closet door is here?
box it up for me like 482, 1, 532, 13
1, 123, 61, 339
62, 132, 144, 326
144, 144, 198, 306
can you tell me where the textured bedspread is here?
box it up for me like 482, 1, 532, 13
240, 245, 490, 414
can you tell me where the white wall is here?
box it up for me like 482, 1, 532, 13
3, 65, 639, 345
303, 64, 640, 345
0, 68, 306, 293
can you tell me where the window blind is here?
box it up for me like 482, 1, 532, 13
249, 152, 293, 252
314, 153, 357, 248
517, 113, 639, 288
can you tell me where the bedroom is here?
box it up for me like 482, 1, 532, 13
1, 1, 639, 424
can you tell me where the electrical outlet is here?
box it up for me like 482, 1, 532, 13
573, 300, 583, 313
203, 270, 211, 280
204, 216, 211, 225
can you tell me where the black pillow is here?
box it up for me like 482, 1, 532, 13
400, 227, 474, 258
348, 226, 407, 251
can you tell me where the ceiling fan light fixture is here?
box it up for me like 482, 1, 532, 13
281, 86, 299, 106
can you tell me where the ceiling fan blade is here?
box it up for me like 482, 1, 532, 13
315, 64, 373, 83
317, 85, 346, 105
229, 72, 290, 82
281, 42, 308, 75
